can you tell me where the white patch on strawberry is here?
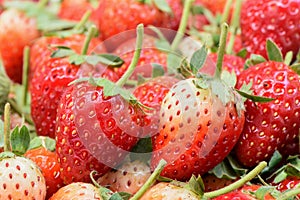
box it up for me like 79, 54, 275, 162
0, 156, 46, 199
97, 160, 151, 194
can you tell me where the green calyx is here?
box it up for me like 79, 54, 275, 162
137, 0, 173, 15
0, 63, 11, 114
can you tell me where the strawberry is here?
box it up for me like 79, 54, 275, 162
150, 24, 246, 181
49, 182, 102, 200
274, 176, 300, 198
0, 8, 40, 83
24, 147, 64, 199
93, 0, 182, 40
195, 0, 231, 15
97, 160, 151, 194
140, 182, 199, 200
0, 154, 47, 199
58, 0, 95, 21
55, 24, 146, 184
234, 61, 300, 167
29, 33, 103, 138
240, 0, 300, 59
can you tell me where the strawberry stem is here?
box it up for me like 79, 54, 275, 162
81, 25, 97, 55
214, 23, 228, 79
3, 103, 11, 152
221, 0, 233, 24
203, 161, 267, 198
131, 159, 167, 200
279, 184, 300, 200
170, 0, 194, 51
116, 24, 144, 87
73, 10, 92, 31
22, 46, 30, 107
226, 0, 242, 54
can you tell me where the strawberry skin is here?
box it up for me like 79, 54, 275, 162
58, 0, 95, 21
97, 160, 151, 194
24, 147, 64, 199
151, 78, 245, 180
202, 174, 237, 192
240, 0, 300, 59
0, 8, 40, 83
93, 0, 182, 40
49, 182, 102, 200
0, 156, 46, 199
55, 80, 144, 184
235, 61, 300, 167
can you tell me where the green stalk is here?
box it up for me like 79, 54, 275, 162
203, 161, 267, 198
131, 159, 167, 200
73, 10, 92, 31
226, 0, 242, 54
22, 46, 30, 107
214, 23, 228, 79
81, 25, 97, 55
3, 103, 11, 152
116, 24, 144, 87
221, 0, 233, 24
170, 0, 194, 51
279, 184, 300, 200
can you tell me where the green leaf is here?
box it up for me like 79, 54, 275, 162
191, 5, 205, 15
155, 39, 172, 52
167, 52, 183, 75
221, 70, 237, 88
254, 186, 279, 200
0, 119, 3, 148
236, 89, 275, 103
130, 137, 152, 163
266, 39, 283, 62
211, 79, 231, 105
236, 48, 248, 59
151, 63, 165, 78
50, 46, 76, 58
86, 54, 124, 67
273, 170, 288, 183
10, 125, 30, 156
29, 136, 56, 152
188, 175, 205, 196
190, 45, 208, 74
261, 150, 282, 174
110, 192, 131, 200
0, 151, 16, 160
284, 51, 293, 66
99, 186, 114, 200
245, 54, 267, 69
68, 54, 86, 65
291, 63, 300, 75
153, 0, 173, 14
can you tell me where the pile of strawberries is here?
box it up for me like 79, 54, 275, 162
0, 0, 299, 199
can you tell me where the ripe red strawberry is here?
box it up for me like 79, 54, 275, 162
24, 147, 64, 199
0, 8, 40, 83
55, 79, 144, 184
29, 34, 103, 138
93, 0, 182, 40
234, 61, 300, 167
49, 182, 102, 200
195, 0, 230, 15
58, 0, 95, 21
140, 182, 199, 200
97, 160, 151, 194
133, 76, 179, 136
240, 0, 300, 59
0, 154, 47, 199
